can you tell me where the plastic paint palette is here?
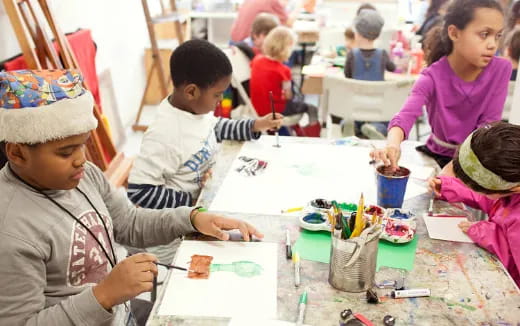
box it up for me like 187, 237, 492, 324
380, 208, 417, 243
299, 211, 332, 232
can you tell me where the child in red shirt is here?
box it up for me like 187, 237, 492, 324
250, 26, 319, 130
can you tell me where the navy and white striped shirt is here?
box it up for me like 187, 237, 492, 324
128, 99, 260, 210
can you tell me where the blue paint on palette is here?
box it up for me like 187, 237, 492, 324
390, 209, 413, 220
303, 213, 326, 224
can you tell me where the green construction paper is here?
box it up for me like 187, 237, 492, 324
376, 235, 419, 271
293, 229, 331, 263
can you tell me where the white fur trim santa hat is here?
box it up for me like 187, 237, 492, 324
0, 69, 98, 144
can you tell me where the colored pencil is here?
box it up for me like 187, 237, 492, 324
350, 193, 365, 238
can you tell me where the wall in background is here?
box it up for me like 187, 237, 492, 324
0, 0, 155, 139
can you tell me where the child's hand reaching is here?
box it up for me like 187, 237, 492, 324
93, 253, 158, 310
369, 145, 401, 172
191, 211, 264, 242
253, 113, 284, 132
428, 177, 442, 197
458, 221, 476, 233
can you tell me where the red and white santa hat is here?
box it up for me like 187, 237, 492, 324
0, 69, 97, 144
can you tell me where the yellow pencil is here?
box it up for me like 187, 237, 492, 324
350, 193, 365, 238
371, 213, 377, 225
281, 206, 304, 214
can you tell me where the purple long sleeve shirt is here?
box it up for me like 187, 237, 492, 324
389, 56, 512, 157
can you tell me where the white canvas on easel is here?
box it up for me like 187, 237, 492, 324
158, 241, 278, 318
209, 136, 428, 215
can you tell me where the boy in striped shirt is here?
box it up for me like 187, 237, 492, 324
128, 40, 281, 260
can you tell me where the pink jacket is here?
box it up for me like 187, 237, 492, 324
439, 176, 520, 287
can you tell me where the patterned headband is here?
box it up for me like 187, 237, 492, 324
458, 133, 520, 191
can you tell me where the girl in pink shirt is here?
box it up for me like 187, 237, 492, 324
429, 122, 520, 286
371, 0, 511, 170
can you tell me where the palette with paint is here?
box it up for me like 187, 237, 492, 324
299, 200, 382, 232
385, 208, 416, 221
380, 209, 417, 243
365, 205, 385, 220
299, 211, 332, 231
299, 199, 338, 232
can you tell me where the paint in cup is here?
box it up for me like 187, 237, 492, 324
376, 166, 410, 208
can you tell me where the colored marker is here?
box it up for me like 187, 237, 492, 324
354, 313, 375, 326
281, 206, 304, 214
286, 229, 292, 259
293, 252, 301, 287
296, 291, 307, 325
342, 215, 352, 239
391, 288, 431, 299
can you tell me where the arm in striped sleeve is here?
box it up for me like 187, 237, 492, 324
127, 183, 193, 209
214, 118, 261, 142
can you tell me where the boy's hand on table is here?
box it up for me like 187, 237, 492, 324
93, 253, 158, 310
369, 144, 401, 171
458, 221, 476, 233
253, 113, 284, 132
191, 211, 264, 242
428, 177, 442, 197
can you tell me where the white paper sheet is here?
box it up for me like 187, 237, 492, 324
228, 318, 312, 326
209, 137, 429, 215
423, 215, 474, 243
158, 241, 278, 318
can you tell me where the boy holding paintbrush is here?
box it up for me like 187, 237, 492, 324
128, 40, 282, 262
0, 69, 263, 326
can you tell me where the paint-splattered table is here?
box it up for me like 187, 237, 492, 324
147, 137, 520, 326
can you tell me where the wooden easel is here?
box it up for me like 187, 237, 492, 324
132, 0, 186, 132
2, 0, 133, 187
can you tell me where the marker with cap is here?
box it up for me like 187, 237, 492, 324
296, 291, 307, 326
391, 288, 431, 298
286, 229, 292, 259
293, 251, 301, 287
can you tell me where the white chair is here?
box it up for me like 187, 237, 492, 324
321, 75, 415, 138
502, 81, 516, 121
222, 46, 303, 126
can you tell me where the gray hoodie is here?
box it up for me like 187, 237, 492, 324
0, 161, 196, 325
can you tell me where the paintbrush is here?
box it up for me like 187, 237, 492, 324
369, 143, 377, 165
428, 192, 434, 216
154, 262, 199, 273
269, 91, 280, 148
